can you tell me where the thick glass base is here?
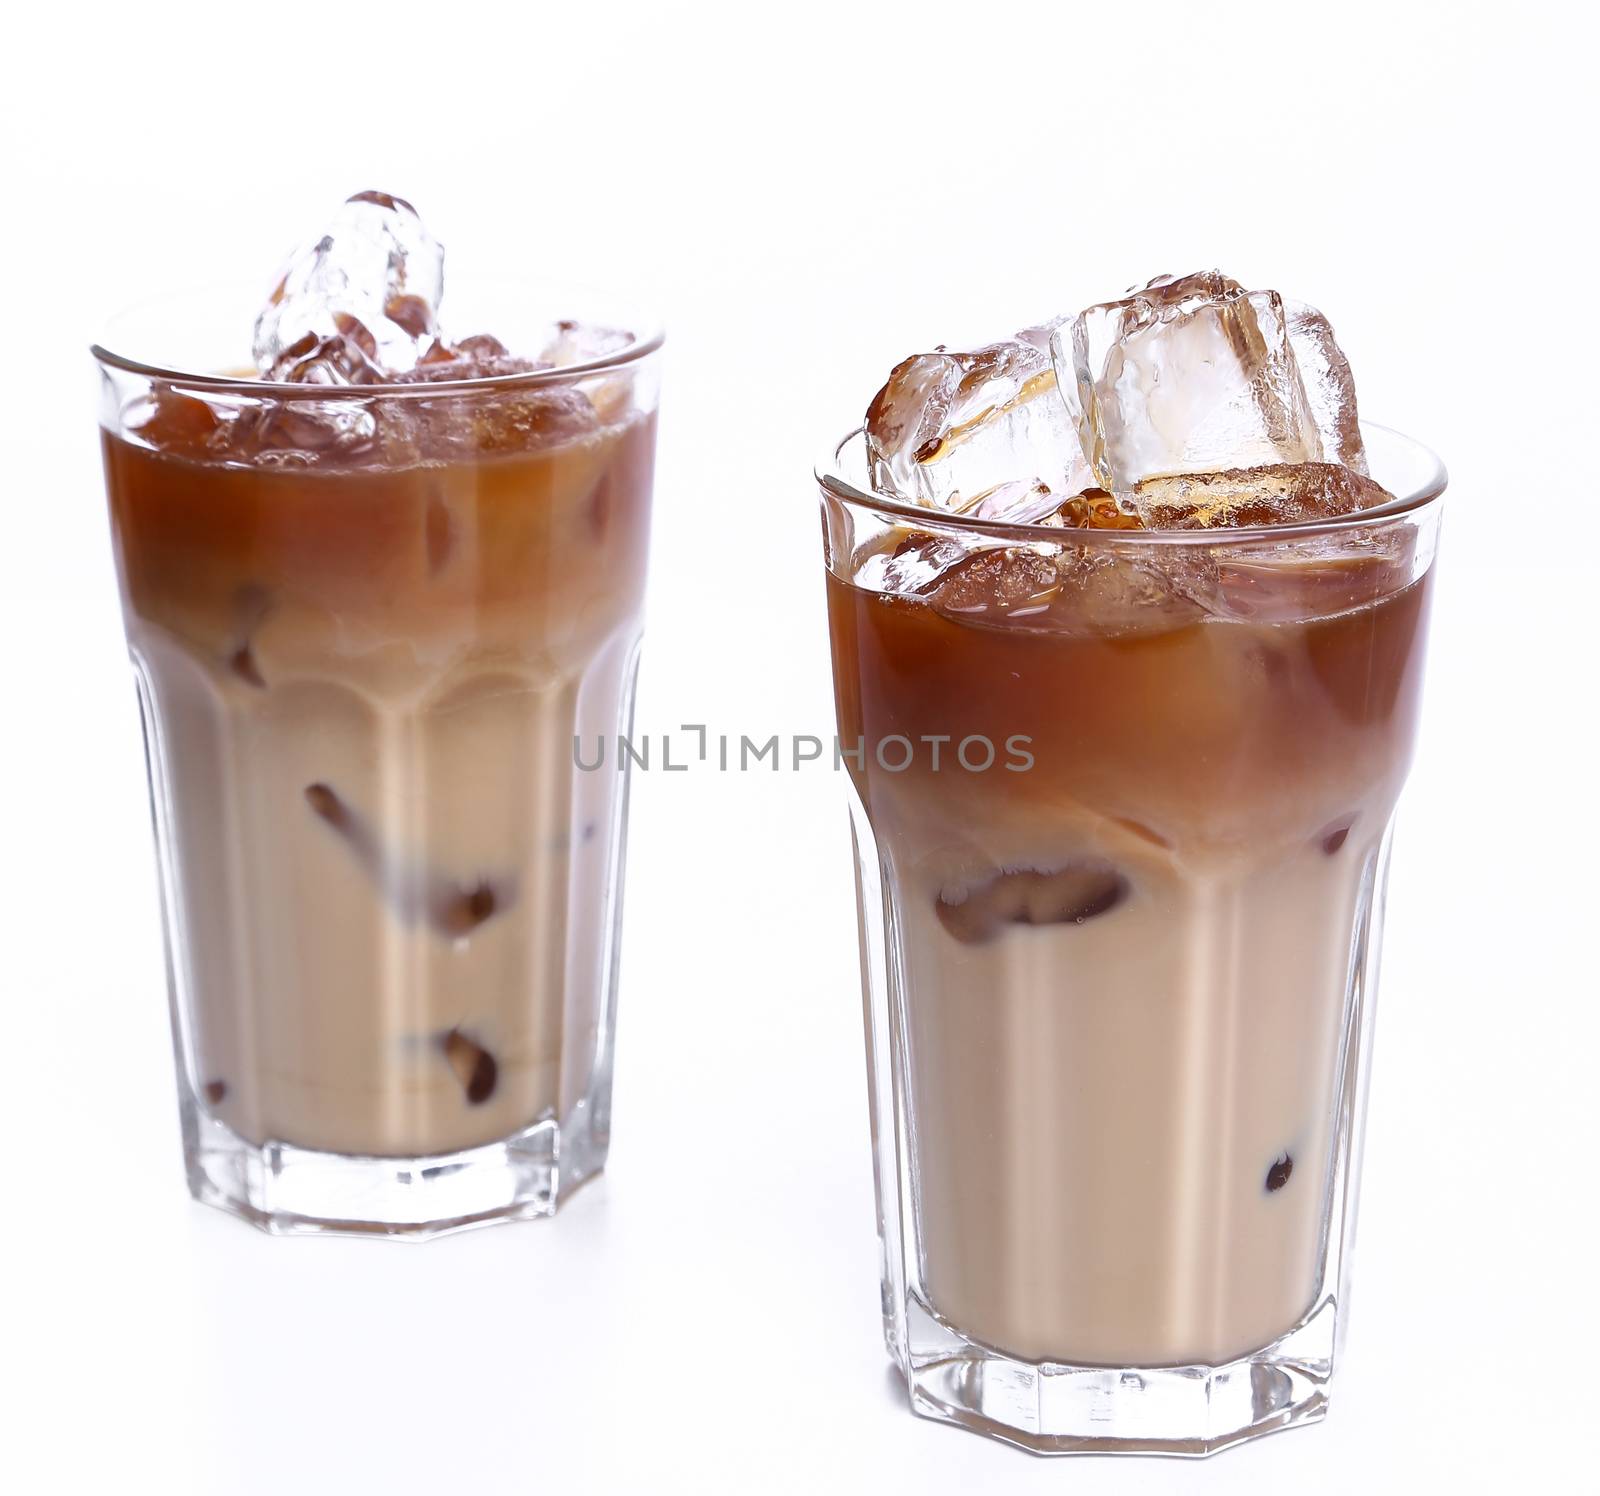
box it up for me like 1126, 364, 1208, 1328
901, 1293, 1335, 1457
182, 1100, 607, 1239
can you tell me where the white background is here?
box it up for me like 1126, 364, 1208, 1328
2, 2, 1594, 1491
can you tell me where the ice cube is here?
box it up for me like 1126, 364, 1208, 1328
965, 480, 1055, 522
540, 319, 633, 368
127, 387, 222, 454
254, 191, 445, 380
270, 323, 382, 385
394, 332, 541, 382
919, 541, 1211, 638
1049, 546, 1214, 637
854, 530, 976, 594
864, 326, 1090, 521
1050, 272, 1368, 500
464, 386, 599, 454
935, 864, 1129, 944
1051, 487, 1144, 530
440, 1028, 498, 1104
927, 547, 1066, 618
1284, 298, 1367, 473
1131, 462, 1393, 529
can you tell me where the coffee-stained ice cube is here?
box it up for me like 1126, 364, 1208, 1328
254, 191, 445, 380
1132, 462, 1393, 529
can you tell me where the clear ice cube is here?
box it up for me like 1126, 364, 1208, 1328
1050, 272, 1368, 502
923, 543, 1211, 638
1283, 297, 1367, 474
854, 531, 976, 595
864, 326, 1091, 523
253, 191, 445, 380
540, 319, 633, 368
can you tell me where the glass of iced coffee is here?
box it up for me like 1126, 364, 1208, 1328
817, 274, 1445, 1453
96, 193, 661, 1236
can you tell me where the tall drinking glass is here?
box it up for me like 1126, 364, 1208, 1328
817, 424, 1444, 1453
96, 287, 660, 1236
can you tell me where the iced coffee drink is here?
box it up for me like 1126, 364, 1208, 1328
817, 273, 1444, 1452
97, 193, 660, 1234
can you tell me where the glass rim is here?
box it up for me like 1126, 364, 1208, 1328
816, 421, 1448, 547
90, 278, 664, 399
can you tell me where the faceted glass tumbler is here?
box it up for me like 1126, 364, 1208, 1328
95, 289, 660, 1236
817, 425, 1445, 1454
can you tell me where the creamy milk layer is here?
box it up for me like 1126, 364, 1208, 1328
892, 820, 1382, 1366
